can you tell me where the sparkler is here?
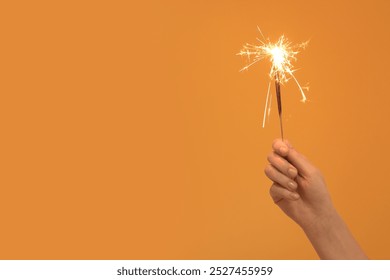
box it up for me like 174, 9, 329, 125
238, 28, 308, 140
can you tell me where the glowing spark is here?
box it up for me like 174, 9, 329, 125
238, 29, 308, 130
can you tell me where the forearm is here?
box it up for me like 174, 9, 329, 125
303, 210, 368, 260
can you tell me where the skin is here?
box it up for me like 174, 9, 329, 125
265, 139, 367, 260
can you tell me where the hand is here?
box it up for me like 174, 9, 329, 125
264, 139, 335, 230
264, 139, 367, 259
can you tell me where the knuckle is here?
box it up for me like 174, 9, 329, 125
269, 186, 274, 196
269, 184, 277, 198
264, 164, 273, 176
267, 153, 273, 163
269, 184, 283, 204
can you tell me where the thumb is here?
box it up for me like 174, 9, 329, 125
272, 139, 312, 177
286, 147, 312, 177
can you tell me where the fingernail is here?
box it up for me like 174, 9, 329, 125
288, 181, 297, 190
288, 168, 297, 178
279, 146, 288, 154
290, 192, 300, 200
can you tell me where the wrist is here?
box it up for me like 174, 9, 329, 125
301, 208, 367, 259
301, 207, 340, 236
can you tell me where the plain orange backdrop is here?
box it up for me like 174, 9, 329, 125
0, 0, 390, 259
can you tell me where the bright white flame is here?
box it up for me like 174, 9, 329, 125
237, 29, 309, 127
269, 46, 286, 71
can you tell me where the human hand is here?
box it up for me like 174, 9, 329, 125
264, 139, 335, 231
264, 139, 367, 259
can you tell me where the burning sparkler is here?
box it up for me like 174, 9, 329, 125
238, 28, 308, 140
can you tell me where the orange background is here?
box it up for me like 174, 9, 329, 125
0, 0, 389, 259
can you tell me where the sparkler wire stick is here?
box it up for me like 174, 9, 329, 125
275, 72, 284, 141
